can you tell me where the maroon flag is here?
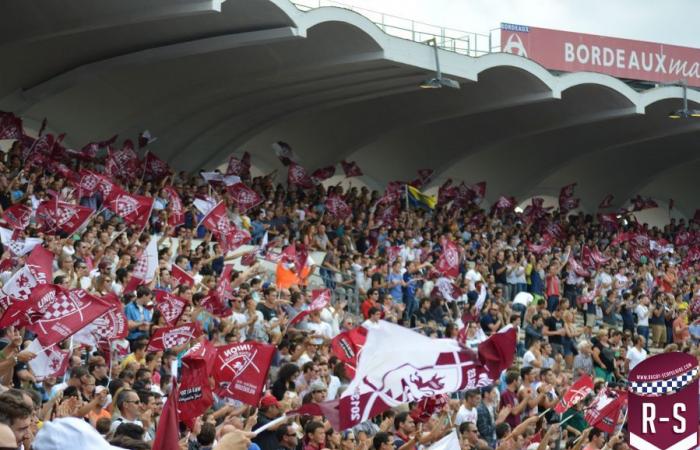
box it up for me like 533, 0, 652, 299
74, 170, 101, 198
214, 341, 276, 406
226, 152, 251, 179
163, 187, 185, 227
410, 395, 449, 424
200, 201, 231, 240
106, 190, 154, 230
584, 388, 627, 433
340, 160, 363, 178
330, 326, 367, 380
430, 277, 462, 302
526, 234, 555, 255
559, 183, 579, 213
147, 323, 202, 352
95, 174, 120, 203
273, 141, 298, 166
199, 293, 231, 317
559, 182, 576, 199
554, 374, 593, 413
469, 182, 487, 205
598, 212, 621, 230
436, 239, 460, 278
0, 245, 53, 311
0, 112, 23, 139
409, 169, 434, 189
598, 194, 614, 209
567, 254, 589, 277
143, 151, 171, 180
477, 327, 518, 375
325, 195, 352, 220
24, 133, 57, 167
375, 203, 399, 226
631, 195, 659, 212
215, 265, 235, 303
289, 288, 331, 327
154, 290, 188, 326
287, 163, 314, 189
311, 166, 336, 183
105, 146, 139, 182
281, 243, 309, 277
437, 179, 458, 206
227, 183, 263, 213
22, 285, 112, 347
490, 196, 516, 215
178, 341, 217, 429
152, 381, 180, 450
580, 246, 595, 269
73, 293, 128, 346
171, 264, 195, 288
2, 204, 32, 231
48, 161, 79, 184
35, 199, 92, 236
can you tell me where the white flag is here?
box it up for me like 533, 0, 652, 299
428, 430, 460, 450
0, 227, 42, 256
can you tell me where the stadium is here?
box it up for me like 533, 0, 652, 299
0, 1, 698, 450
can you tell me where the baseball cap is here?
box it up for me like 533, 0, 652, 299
309, 380, 327, 392
33, 418, 125, 450
260, 394, 280, 408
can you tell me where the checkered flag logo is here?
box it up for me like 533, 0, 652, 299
629, 367, 699, 395
115, 194, 139, 217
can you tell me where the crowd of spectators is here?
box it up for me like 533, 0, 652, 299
0, 135, 697, 450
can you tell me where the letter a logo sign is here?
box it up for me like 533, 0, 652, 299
628, 352, 698, 450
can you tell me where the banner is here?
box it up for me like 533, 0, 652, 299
501, 23, 700, 87
214, 342, 276, 406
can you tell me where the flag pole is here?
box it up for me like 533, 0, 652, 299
405, 184, 409, 211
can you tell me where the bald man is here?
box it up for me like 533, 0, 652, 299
0, 423, 17, 448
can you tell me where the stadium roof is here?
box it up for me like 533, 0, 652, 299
2, 0, 700, 217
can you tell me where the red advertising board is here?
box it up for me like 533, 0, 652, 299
500, 23, 700, 87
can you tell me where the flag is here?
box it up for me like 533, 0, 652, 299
2, 204, 32, 231
0, 245, 53, 310
436, 239, 459, 278
325, 195, 352, 220
584, 388, 627, 433
143, 151, 171, 180
406, 185, 437, 210
295, 321, 515, 430
437, 179, 458, 206
0, 227, 42, 256
147, 323, 202, 352
287, 163, 314, 189
26, 340, 70, 382
106, 190, 154, 230
410, 394, 449, 424
426, 430, 460, 450
490, 196, 516, 215
386, 246, 401, 265
476, 327, 518, 375
468, 182, 487, 205
669, 198, 675, 212
311, 166, 336, 183
193, 196, 217, 216
16, 285, 112, 347
554, 374, 593, 413
227, 183, 263, 213
527, 235, 555, 255
74, 170, 101, 199
73, 293, 128, 346
163, 187, 185, 227
105, 145, 139, 182
178, 341, 217, 429
152, 381, 181, 450
567, 254, 589, 277
598, 194, 614, 209
124, 237, 158, 294
138, 130, 157, 149
199, 293, 230, 317
35, 199, 92, 236
0, 112, 23, 140
630, 195, 658, 212
226, 152, 251, 179
375, 203, 399, 226
273, 141, 299, 166
171, 264, 195, 288
281, 243, 309, 277
200, 201, 230, 236
430, 277, 462, 302
200, 265, 234, 317
414, 168, 434, 188
330, 326, 367, 380
154, 290, 189, 326
376, 181, 404, 206
214, 341, 276, 406
340, 160, 363, 177
288, 288, 331, 326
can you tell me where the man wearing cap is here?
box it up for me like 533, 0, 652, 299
253, 394, 284, 450
308, 380, 327, 404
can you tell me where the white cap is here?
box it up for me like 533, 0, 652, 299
33, 418, 125, 450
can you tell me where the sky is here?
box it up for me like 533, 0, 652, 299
314, 0, 700, 49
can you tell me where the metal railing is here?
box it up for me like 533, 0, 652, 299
290, 0, 497, 57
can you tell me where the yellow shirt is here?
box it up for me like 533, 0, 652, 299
120, 353, 145, 370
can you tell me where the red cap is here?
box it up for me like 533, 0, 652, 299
260, 394, 279, 408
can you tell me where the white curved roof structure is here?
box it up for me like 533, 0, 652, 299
2, 0, 700, 217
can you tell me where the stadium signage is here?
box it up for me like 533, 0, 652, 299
501, 24, 700, 87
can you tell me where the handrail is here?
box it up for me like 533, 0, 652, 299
290, 0, 498, 57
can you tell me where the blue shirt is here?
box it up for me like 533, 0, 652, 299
125, 301, 153, 341
388, 273, 403, 301
403, 272, 418, 299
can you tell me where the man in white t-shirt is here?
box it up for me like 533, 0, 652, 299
465, 261, 484, 292
634, 295, 650, 350
521, 339, 542, 369
455, 389, 481, 425
626, 335, 647, 371
304, 311, 333, 342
